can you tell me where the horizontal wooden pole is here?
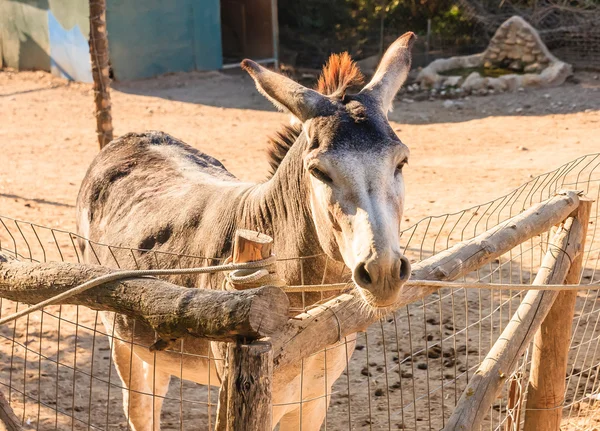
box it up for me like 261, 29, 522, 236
271, 191, 580, 376
0, 254, 289, 342
443, 211, 585, 430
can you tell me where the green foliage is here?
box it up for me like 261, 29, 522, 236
278, 0, 478, 66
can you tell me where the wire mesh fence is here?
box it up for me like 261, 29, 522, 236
0, 152, 599, 430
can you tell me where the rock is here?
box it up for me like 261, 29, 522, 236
521, 74, 543, 87
417, 363, 428, 370
509, 60, 522, 71
487, 77, 508, 92
416, 16, 572, 91
524, 62, 541, 73
522, 54, 535, 63
461, 71, 486, 92
443, 75, 463, 88
417, 68, 443, 89
357, 54, 381, 76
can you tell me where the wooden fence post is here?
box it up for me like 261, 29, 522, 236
89, 0, 114, 149
226, 340, 273, 430
0, 390, 22, 431
443, 206, 585, 430
215, 230, 274, 430
524, 198, 593, 431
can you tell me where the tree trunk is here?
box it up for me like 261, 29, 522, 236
89, 0, 114, 149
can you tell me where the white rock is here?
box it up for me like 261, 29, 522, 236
443, 75, 464, 88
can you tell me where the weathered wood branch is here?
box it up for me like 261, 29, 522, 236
270, 191, 580, 376
0, 390, 22, 431
442, 209, 585, 430
523, 198, 593, 431
89, 0, 113, 149
0, 254, 289, 342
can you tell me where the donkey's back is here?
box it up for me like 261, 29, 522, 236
77, 130, 246, 276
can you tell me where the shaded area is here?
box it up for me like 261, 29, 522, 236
0, 194, 74, 209
114, 68, 600, 124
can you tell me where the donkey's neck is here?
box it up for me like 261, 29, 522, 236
237, 135, 321, 261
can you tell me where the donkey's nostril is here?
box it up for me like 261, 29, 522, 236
398, 255, 411, 281
354, 262, 372, 287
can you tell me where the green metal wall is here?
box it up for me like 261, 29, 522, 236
106, 0, 223, 80
1, 0, 224, 80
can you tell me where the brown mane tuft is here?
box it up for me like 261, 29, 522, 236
265, 53, 364, 179
317, 52, 364, 98
265, 123, 303, 178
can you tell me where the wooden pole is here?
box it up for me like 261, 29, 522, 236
232, 229, 273, 264
442, 211, 585, 430
216, 229, 275, 430
0, 390, 22, 431
524, 198, 593, 431
89, 0, 114, 149
227, 230, 274, 291
226, 340, 273, 431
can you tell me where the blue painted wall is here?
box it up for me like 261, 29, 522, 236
107, 0, 223, 81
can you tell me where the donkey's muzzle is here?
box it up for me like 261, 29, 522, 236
353, 252, 411, 306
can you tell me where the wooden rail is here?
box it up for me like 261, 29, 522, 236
443, 206, 586, 430
0, 255, 288, 343
524, 198, 593, 430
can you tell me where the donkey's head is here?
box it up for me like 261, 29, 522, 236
242, 33, 415, 308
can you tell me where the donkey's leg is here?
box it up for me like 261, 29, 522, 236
111, 338, 170, 431
143, 360, 171, 430
277, 337, 356, 431
278, 401, 329, 431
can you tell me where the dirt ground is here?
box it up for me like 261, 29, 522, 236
1, 67, 600, 430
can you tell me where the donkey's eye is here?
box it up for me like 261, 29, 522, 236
309, 167, 333, 184
396, 160, 408, 174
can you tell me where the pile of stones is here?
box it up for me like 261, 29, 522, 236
415, 16, 572, 96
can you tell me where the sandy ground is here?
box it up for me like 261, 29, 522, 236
1, 68, 600, 430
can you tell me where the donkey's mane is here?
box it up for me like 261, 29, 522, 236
265, 52, 364, 178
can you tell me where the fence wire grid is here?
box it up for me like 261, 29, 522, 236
0, 152, 599, 430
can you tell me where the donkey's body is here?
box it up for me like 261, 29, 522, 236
77, 33, 415, 430
77, 131, 348, 429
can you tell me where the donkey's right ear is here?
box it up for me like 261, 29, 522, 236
241, 60, 331, 122
359, 33, 416, 115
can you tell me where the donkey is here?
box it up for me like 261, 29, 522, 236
76, 33, 415, 430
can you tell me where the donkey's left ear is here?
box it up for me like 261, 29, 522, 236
241, 59, 330, 122
360, 32, 416, 115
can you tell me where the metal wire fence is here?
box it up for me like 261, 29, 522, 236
0, 153, 599, 430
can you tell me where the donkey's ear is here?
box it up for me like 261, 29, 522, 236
241, 60, 330, 122
360, 32, 416, 114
